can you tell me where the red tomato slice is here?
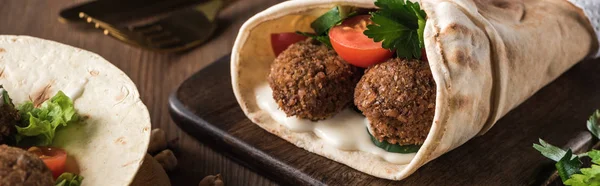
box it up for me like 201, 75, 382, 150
271, 32, 308, 56
28, 147, 67, 179
329, 15, 393, 68
421, 48, 428, 62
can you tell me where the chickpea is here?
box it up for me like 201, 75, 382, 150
148, 128, 167, 154
199, 174, 224, 186
154, 149, 177, 171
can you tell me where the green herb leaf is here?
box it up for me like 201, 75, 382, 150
364, 0, 426, 59
589, 150, 600, 164
16, 91, 79, 146
0, 86, 14, 107
556, 149, 583, 182
55, 172, 84, 186
587, 110, 600, 139
0, 86, 20, 146
296, 32, 332, 48
533, 139, 568, 162
565, 174, 589, 186
535, 109, 600, 185
564, 165, 600, 186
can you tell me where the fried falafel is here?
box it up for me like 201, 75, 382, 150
355, 58, 436, 145
268, 38, 361, 120
0, 145, 54, 186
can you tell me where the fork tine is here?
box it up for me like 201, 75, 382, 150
79, 13, 141, 46
103, 29, 131, 41
79, 0, 224, 53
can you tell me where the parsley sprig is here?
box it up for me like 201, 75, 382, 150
534, 109, 600, 185
364, 0, 426, 59
587, 110, 600, 138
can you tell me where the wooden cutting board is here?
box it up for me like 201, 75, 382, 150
168, 55, 600, 185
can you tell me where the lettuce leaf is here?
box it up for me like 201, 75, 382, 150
16, 91, 78, 146
55, 172, 84, 186
1, 86, 14, 107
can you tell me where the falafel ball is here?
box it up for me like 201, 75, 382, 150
0, 145, 54, 186
268, 38, 361, 120
355, 58, 436, 145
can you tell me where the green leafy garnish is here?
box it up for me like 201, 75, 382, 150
368, 128, 420, 153
563, 150, 600, 185
55, 172, 84, 186
589, 150, 600, 164
534, 110, 600, 185
296, 32, 332, 47
1, 86, 14, 107
364, 0, 426, 59
0, 86, 19, 145
534, 139, 583, 182
556, 149, 583, 182
297, 6, 355, 48
533, 139, 568, 162
587, 110, 600, 139
16, 91, 78, 146
564, 164, 600, 186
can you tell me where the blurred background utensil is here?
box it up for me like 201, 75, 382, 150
67, 0, 234, 52
58, 0, 202, 24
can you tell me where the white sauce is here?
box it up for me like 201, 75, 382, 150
255, 84, 416, 164
65, 78, 88, 101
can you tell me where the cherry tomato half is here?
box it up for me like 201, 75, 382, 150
329, 15, 393, 68
271, 32, 308, 56
28, 147, 67, 179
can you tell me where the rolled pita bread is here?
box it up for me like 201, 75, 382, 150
0, 35, 151, 185
231, 0, 598, 180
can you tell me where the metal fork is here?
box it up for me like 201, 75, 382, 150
79, 0, 231, 52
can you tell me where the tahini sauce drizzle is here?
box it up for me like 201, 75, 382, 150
65, 78, 88, 101
255, 84, 415, 164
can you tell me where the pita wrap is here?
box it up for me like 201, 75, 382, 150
0, 35, 151, 185
231, 0, 598, 180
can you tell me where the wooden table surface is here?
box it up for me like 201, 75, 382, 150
0, 0, 283, 185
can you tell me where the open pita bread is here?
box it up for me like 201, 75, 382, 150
231, 0, 598, 180
0, 35, 151, 185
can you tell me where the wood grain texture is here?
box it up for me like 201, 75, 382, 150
0, 0, 282, 185
170, 55, 600, 185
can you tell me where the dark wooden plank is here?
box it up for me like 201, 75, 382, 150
170, 54, 600, 185
0, 0, 282, 185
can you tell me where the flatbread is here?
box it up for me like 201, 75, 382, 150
0, 35, 151, 185
231, 0, 596, 180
